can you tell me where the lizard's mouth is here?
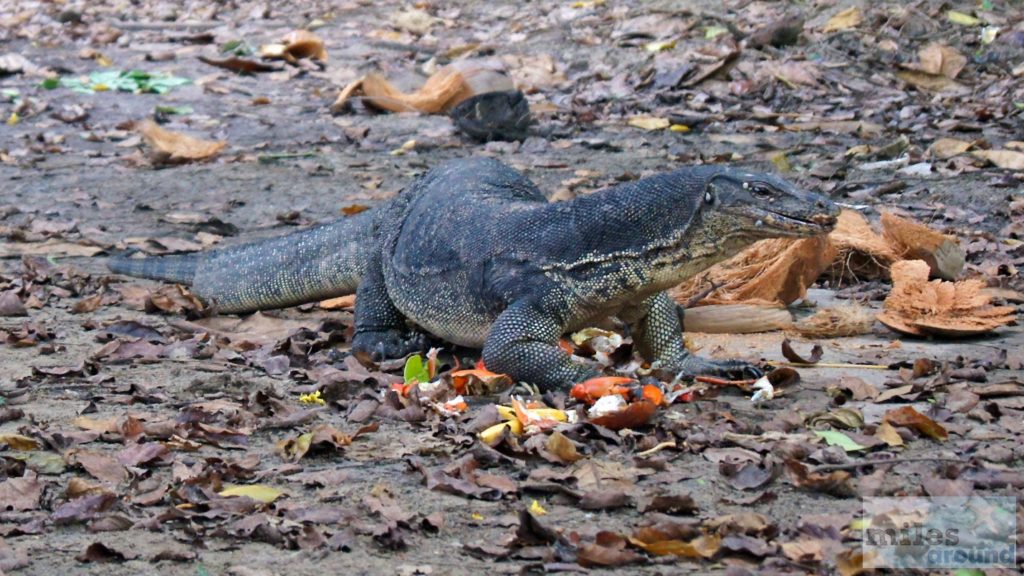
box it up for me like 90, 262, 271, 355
756, 210, 838, 235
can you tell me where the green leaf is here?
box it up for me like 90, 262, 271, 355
12, 451, 67, 475
814, 430, 868, 452
981, 0, 993, 11
219, 39, 253, 56
953, 570, 985, 576
704, 25, 729, 39
40, 78, 59, 89
155, 105, 193, 115
1, 88, 19, 101
403, 354, 431, 384
51, 70, 190, 95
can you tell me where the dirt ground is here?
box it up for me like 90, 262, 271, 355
2, 0, 1023, 574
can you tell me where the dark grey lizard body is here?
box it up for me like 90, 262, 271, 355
109, 158, 839, 390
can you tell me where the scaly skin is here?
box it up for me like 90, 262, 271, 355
109, 158, 840, 390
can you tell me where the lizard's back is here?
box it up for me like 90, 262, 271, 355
380, 158, 561, 346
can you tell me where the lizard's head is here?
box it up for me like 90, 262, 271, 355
700, 170, 840, 240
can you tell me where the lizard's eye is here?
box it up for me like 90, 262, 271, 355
749, 184, 774, 200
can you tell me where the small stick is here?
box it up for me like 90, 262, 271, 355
809, 456, 964, 473
682, 276, 722, 309
695, 375, 758, 386
636, 441, 677, 457
116, 21, 222, 30
767, 361, 890, 369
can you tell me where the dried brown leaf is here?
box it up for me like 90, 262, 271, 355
544, 430, 583, 464
927, 138, 973, 159
896, 70, 965, 93
972, 149, 1024, 170
914, 43, 966, 79
883, 406, 948, 441
0, 472, 43, 511
781, 339, 823, 364
136, 119, 226, 164
73, 450, 128, 484
822, 7, 862, 33
0, 240, 104, 258
198, 55, 281, 74
280, 30, 327, 61
333, 64, 507, 115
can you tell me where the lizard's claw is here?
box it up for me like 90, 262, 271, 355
352, 329, 427, 362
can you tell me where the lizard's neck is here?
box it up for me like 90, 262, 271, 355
536, 169, 755, 292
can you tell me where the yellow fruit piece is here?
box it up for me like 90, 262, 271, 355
478, 420, 523, 443
644, 39, 676, 53
496, 406, 568, 422
298, 390, 326, 405
628, 116, 670, 130
530, 499, 548, 515
218, 484, 284, 503
947, 10, 981, 26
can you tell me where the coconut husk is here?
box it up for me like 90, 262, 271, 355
877, 260, 1017, 337
671, 236, 836, 306
793, 304, 875, 338
683, 303, 794, 333
880, 211, 964, 280
331, 62, 514, 114
825, 210, 899, 283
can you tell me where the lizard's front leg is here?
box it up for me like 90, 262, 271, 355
351, 253, 426, 362
625, 292, 762, 380
482, 301, 596, 391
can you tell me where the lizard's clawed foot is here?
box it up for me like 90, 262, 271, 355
669, 356, 764, 381
352, 329, 427, 362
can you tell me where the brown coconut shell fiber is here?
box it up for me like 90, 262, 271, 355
877, 260, 1017, 337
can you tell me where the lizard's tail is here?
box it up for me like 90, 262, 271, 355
108, 253, 200, 285
108, 210, 374, 314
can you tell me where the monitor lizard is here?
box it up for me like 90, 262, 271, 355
110, 157, 840, 390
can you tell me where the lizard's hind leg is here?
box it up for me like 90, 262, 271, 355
351, 255, 426, 362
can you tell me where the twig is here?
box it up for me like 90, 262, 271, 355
695, 375, 758, 386
767, 361, 890, 369
682, 275, 722, 309
810, 456, 964, 473
116, 21, 222, 30
636, 441, 677, 458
